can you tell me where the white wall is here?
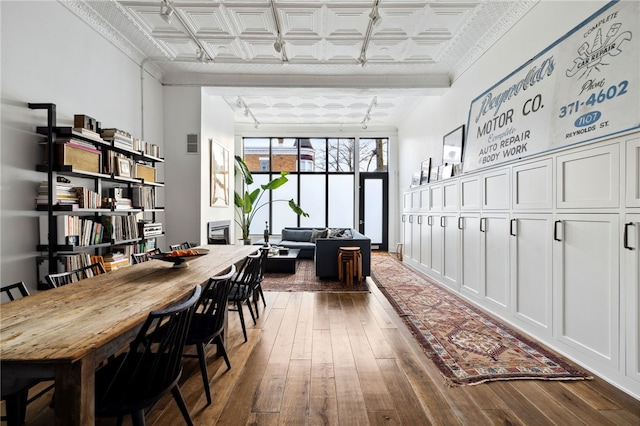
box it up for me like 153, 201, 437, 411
397, 0, 609, 191
0, 1, 163, 293
200, 93, 235, 243
163, 87, 201, 247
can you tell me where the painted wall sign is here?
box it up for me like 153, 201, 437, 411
463, 0, 639, 173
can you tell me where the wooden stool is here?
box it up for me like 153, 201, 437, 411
337, 246, 362, 287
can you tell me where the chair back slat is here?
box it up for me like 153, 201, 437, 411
131, 248, 162, 264
169, 242, 193, 251
45, 262, 107, 289
1, 282, 30, 302
229, 253, 261, 298
193, 265, 236, 338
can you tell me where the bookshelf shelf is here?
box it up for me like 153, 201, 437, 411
31, 102, 165, 290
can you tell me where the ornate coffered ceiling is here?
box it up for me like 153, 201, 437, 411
62, 0, 537, 127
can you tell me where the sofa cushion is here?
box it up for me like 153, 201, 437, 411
281, 228, 313, 242
310, 228, 328, 242
326, 228, 352, 238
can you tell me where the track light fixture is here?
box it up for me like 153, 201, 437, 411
160, 0, 174, 24
270, 0, 287, 62
160, 0, 213, 63
236, 97, 260, 128
358, 0, 381, 67
361, 96, 377, 129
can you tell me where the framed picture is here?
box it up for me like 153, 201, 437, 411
420, 158, 431, 185
430, 165, 439, 182
442, 163, 454, 179
117, 158, 132, 177
442, 125, 465, 166
210, 139, 229, 207
436, 164, 445, 181
411, 172, 421, 187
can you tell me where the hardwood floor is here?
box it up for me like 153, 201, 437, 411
12, 279, 640, 425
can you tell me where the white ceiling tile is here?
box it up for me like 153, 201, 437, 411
66, 0, 537, 126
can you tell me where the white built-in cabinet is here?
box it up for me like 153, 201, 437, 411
401, 132, 640, 399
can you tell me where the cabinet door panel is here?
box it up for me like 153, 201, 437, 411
553, 214, 619, 368
511, 214, 552, 330
512, 159, 552, 210
431, 216, 443, 276
460, 214, 481, 298
626, 137, 640, 208
442, 181, 458, 211
624, 213, 640, 383
483, 169, 510, 210
430, 185, 442, 211
556, 143, 619, 209
460, 175, 481, 211
441, 214, 459, 290
419, 216, 433, 271
482, 214, 510, 308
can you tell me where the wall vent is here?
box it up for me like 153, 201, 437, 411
186, 134, 198, 154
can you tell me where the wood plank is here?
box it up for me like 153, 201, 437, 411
291, 292, 314, 360
279, 359, 311, 423
486, 381, 555, 426
312, 292, 330, 331
253, 291, 301, 412
531, 381, 619, 425
341, 294, 395, 411
215, 307, 286, 425
309, 362, 339, 426
509, 381, 585, 425
331, 327, 369, 424
376, 358, 432, 425
380, 328, 462, 426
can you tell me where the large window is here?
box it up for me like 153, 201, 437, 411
242, 137, 388, 235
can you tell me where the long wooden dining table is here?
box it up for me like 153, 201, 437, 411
0, 244, 258, 425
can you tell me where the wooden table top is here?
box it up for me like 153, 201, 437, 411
0, 244, 257, 364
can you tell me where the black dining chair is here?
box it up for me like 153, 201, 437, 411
131, 248, 162, 264
44, 262, 106, 289
228, 253, 262, 342
170, 242, 194, 251
0, 281, 30, 302
252, 247, 269, 315
183, 264, 236, 405
94, 285, 202, 426
1, 281, 54, 426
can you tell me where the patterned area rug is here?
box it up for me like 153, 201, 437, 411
261, 259, 369, 292
371, 253, 592, 386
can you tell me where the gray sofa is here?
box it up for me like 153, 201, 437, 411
270, 227, 371, 279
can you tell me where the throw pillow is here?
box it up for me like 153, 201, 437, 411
310, 228, 328, 242
327, 228, 344, 238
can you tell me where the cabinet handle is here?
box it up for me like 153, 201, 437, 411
554, 220, 562, 241
624, 222, 635, 250
510, 218, 517, 236
402, 215, 405, 223
440, 216, 445, 227
409, 215, 413, 223
458, 217, 464, 230
417, 216, 422, 225
480, 217, 486, 233
428, 216, 432, 226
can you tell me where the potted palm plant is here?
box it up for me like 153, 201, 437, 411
234, 156, 308, 244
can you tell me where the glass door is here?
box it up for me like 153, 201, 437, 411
359, 172, 388, 250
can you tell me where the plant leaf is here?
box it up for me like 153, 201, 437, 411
289, 199, 309, 217
235, 155, 253, 185
261, 172, 289, 191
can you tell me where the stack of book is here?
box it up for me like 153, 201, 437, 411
101, 128, 133, 150
74, 187, 102, 209
130, 186, 156, 209
133, 138, 160, 158
35, 180, 78, 207
72, 127, 104, 144
102, 215, 138, 242
102, 250, 130, 271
